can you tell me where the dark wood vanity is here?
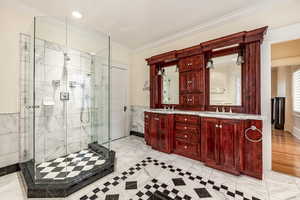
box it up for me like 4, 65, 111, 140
144, 27, 267, 179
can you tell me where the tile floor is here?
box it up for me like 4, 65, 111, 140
1, 136, 300, 199
36, 149, 106, 180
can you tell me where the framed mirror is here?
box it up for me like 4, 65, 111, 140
161, 65, 179, 104
209, 53, 242, 106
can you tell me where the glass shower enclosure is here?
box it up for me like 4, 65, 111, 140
20, 16, 113, 195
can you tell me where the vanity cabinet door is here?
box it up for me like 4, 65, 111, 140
144, 112, 151, 145
201, 117, 241, 175
218, 119, 241, 174
179, 73, 188, 93
150, 114, 159, 149
149, 114, 173, 153
179, 71, 204, 94
158, 114, 171, 153
187, 71, 204, 93
201, 118, 219, 166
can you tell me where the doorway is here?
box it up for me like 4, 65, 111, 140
271, 38, 300, 177
111, 66, 129, 140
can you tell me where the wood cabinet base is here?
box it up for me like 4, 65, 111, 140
144, 112, 263, 179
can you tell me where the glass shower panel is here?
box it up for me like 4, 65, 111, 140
31, 16, 111, 183
93, 53, 110, 151
34, 16, 69, 182
20, 33, 34, 163
68, 22, 111, 159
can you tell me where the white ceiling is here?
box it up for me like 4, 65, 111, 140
19, 0, 271, 49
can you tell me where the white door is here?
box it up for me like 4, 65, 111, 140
111, 66, 128, 140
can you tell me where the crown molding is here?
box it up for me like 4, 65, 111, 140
133, 0, 282, 52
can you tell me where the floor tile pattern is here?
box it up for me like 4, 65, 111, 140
36, 149, 106, 180
79, 157, 261, 200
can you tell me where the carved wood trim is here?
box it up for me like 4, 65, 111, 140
145, 26, 267, 65
145, 27, 267, 114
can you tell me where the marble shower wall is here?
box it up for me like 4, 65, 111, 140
0, 113, 19, 168
20, 34, 96, 164
130, 105, 148, 134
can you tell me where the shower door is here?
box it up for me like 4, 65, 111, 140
32, 17, 111, 183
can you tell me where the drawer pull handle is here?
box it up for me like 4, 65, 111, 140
184, 146, 187, 149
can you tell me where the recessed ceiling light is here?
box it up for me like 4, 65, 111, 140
72, 11, 82, 19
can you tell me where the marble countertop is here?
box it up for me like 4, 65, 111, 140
144, 109, 264, 120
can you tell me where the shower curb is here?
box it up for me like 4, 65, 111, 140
19, 144, 115, 198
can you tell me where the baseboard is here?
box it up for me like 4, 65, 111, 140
0, 163, 20, 177
293, 126, 300, 140
130, 131, 144, 138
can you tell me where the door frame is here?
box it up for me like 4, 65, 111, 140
261, 22, 300, 172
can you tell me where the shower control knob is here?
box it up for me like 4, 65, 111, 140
60, 92, 70, 101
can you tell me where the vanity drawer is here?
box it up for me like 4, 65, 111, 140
175, 123, 199, 133
174, 139, 200, 157
174, 131, 200, 143
179, 55, 204, 72
175, 115, 199, 124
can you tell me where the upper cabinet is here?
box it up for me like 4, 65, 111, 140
146, 27, 268, 114
178, 55, 204, 72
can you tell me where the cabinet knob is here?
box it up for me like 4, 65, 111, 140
187, 63, 192, 66
184, 146, 187, 149
145, 115, 148, 118
184, 118, 187, 121
184, 126, 187, 130
219, 125, 222, 129
154, 118, 159, 121
215, 125, 219, 128
187, 80, 193, 84
184, 135, 187, 138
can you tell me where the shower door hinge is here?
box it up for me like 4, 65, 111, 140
60, 92, 70, 101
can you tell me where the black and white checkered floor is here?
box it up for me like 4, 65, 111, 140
36, 149, 106, 180
79, 157, 261, 200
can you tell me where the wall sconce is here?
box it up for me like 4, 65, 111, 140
157, 68, 163, 76
157, 68, 165, 76
206, 59, 214, 69
236, 52, 244, 65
